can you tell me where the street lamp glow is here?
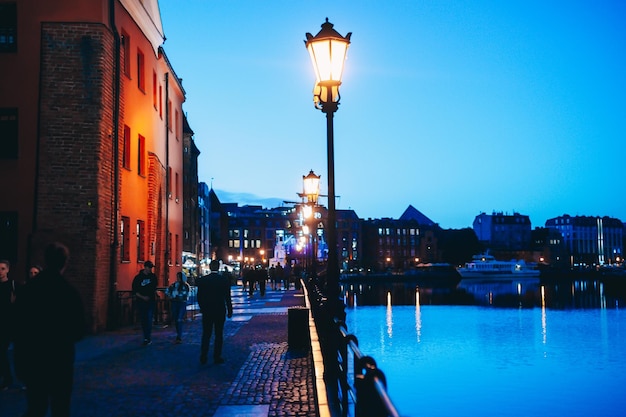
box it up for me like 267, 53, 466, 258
302, 204, 313, 219
302, 170, 321, 204
305, 18, 351, 108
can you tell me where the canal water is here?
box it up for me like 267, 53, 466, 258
342, 278, 626, 417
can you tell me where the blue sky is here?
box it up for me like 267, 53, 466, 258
158, 0, 625, 229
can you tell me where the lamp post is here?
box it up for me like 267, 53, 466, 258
300, 170, 320, 277
305, 19, 351, 320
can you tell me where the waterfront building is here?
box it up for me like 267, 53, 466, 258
530, 227, 568, 268
473, 211, 533, 255
361, 205, 441, 272
0, 0, 187, 331
337, 209, 362, 272
545, 214, 624, 266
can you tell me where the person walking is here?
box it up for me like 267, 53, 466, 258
13, 242, 85, 417
196, 260, 232, 365
0, 259, 16, 390
132, 260, 158, 346
165, 271, 191, 344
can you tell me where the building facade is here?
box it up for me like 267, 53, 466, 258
473, 211, 533, 252
182, 116, 200, 274
0, 0, 186, 331
545, 215, 624, 266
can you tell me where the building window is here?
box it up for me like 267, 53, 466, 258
137, 49, 145, 92
137, 134, 145, 176
167, 100, 172, 131
168, 167, 172, 197
175, 109, 179, 140
168, 233, 172, 265
121, 216, 131, 262
152, 71, 157, 108
137, 220, 146, 262
121, 30, 130, 76
175, 234, 180, 265
159, 85, 162, 119
175, 172, 179, 201
0, 3, 17, 52
0, 108, 18, 159
122, 125, 131, 169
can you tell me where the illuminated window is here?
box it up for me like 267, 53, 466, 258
122, 125, 131, 169
121, 216, 130, 262
0, 108, 18, 159
137, 220, 146, 262
137, 134, 145, 176
0, 3, 17, 53
137, 49, 145, 92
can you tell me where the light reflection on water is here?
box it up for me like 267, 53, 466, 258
343, 281, 626, 417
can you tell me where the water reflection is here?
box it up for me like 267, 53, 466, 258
341, 276, 626, 309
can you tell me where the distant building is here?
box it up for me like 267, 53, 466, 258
337, 209, 362, 271
545, 215, 624, 266
182, 116, 200, 275
530, 227, 568, 268
473, 212, 532, 252
362, 205, 441, 272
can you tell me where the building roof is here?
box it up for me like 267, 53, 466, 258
399, 205, 437, 227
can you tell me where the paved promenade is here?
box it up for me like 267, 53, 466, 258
1, 286, 319, 417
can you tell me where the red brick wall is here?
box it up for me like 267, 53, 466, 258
35, 22, 115, 332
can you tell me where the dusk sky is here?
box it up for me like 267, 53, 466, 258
158, 0, 625, 230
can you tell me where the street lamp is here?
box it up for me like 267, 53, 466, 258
301, 169, 320, 204
305, 19, 351, 319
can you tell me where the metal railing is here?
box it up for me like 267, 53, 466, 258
305, 278, 401, 417
336, 321, 401, 417
113, 287, 199, 328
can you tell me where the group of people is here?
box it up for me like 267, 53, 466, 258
131, 259, 233, 366
1, 242, 85, 417
242, 261, 294, 296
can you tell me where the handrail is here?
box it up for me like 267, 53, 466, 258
305, 278, 402, 417
337, 322, 401, 417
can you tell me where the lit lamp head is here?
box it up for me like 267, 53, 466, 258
302, 169, 321, 204
305, 18, 351, 111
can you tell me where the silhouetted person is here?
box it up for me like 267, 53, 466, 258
14, 242, 85, 417
165, 271, 191, 343
197, 260, 232, 364
0, 259, 16, 390
132, 260, 157, 346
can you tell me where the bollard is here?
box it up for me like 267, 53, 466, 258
288, 306, 310, 350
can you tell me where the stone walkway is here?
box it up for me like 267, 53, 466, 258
0, 286, 318, 417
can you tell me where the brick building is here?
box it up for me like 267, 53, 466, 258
0, 0, 187, 331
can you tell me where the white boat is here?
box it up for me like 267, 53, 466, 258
457, 253, 540, 280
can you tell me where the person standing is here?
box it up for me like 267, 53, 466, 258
132, 260, 158, 346
165, 271, 190, 344
0, 259, 15, 390
28, 265, 42, 280
13, 242, 85, 417
197, 260, 232, 365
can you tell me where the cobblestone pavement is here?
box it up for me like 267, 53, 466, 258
0, 286, 317, 417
